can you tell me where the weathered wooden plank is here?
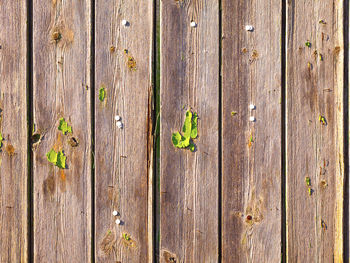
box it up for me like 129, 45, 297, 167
221, 0, 282, 262
32, 0, 91, 261
286, 0, 344, 261
159, 1, 219, 262
94, 0, 154, 262
0, 1, 28, 262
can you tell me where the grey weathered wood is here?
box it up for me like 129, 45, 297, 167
159, 1, 219, 262
286, 0, 344, 261
0, 1, 28, 262
32, 0, 91, 261
221, 0, 282, 262
94, 0, 154, 262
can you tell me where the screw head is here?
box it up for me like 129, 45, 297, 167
112, 210, 119, 216
190, 21, 197, 28
121, 20, 128, 26
249, 104, 256, 110
115, 115, 121, 121
249, 116, 256, 122
115, 219, 121, 225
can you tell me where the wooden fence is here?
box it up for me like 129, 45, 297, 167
0, 0, 347, 262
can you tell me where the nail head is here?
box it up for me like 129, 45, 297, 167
245, 25, 254, 31
116, 121, 123, 129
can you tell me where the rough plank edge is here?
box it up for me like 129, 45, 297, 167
335, 0, 344, 261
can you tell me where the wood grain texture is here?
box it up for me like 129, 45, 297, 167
221, 0, 282, 262
160, 0, 219, 262
0, 1, 28, 262
33, 0, 91, 261
286, 0, 344, 262
94, 0, 154, 262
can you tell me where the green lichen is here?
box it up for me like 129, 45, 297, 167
231, 111, 237, 116
58, 118, 72, 135
172, 110, 198, 151
305, 176, 311, 186
171, 132, 187, 148
99, 86, 106, 102
122, 233, 131, 241
305, 40, 311, 48
56, 151, 66, 169
0, 132, 3, 149
190, 112, 198, 139
46, 149, 66, 169
182, 111, 192, 139
308, 187, 312, 196
46, 149, 58, 164
319, 115, 327, 125
189, 143, 195, 152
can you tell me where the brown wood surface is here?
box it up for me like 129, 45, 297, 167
0, 1, 28, 262
94, 0, 154, 262
221, 0, 282, 262
286, 0, 344, 262
32, 0, 92, 261
0, 0, 349, 261
160, 0, 219, 262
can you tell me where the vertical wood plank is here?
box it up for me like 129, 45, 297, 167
94, 0, 154, 262
160, 1, 219, 262
0, 1, 28, 262
33, 0, 91, 261
286, 0, 344, 261
221, 0, 282, 262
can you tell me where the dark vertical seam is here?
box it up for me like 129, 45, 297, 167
154, 0, 161, 261
218, 0, 222, 262
91, 0, 96, 261
152, 0, 159, 262
343, 0, 349, 261
281, 0, 287, 261
27, 0, 34, 261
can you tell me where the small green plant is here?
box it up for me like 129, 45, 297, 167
99, 86, 106, 102
231, 111, 237, 116
58, 118, 72, 135
46, 149, 66, 169
171, 110, 198, 152
305, 40, 311, 48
